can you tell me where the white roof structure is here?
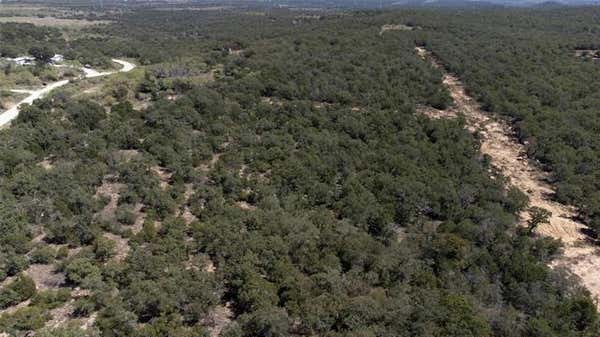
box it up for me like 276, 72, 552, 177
51, 54, 64, 63
11, 56, 36, 66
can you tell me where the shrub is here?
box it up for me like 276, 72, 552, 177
0, 274, 36, 309
29, 246, 56, 264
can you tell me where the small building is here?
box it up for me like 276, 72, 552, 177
50, 54, 64, 63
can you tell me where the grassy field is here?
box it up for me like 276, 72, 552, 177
0, 16, 110, 27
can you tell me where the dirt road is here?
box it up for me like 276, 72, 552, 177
416, 46, 600, 306
0, 59, 136, 127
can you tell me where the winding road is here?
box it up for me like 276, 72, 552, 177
0, 59, 135, 127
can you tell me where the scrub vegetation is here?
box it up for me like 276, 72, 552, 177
0, 4, 599, 337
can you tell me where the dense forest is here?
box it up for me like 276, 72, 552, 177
0, 4, 599, 337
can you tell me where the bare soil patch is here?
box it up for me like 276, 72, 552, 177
126, 203, 146, 234
417, 46, 600, 307
114, 149, 141, 162
103, 232, 130, 262
25, 264, 65, 290
235, 201, 257, 211
95, 179, 125, 221
198, 153, 223, 173
180, 184, 198, 225
151, 165, 172, 190
44, 288, 96, 329
415, 104, 457, 119
38, 157, 55, 170
203, 303, 234, 337
380, 24, 416, 35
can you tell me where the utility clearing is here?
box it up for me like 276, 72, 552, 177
416, 46, 600, 306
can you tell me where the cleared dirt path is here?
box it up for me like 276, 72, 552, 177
0, 59, 136, 127
416, 46, 600, 306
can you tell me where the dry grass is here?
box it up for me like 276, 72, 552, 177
114, 149, 141, 162
0, 92, 27, 111
380, 24, 415, 35
0, 16, 110, 27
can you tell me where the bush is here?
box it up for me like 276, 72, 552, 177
30, 288, 71, 309
116, 206, 136, 226
0, 274, 36, 309
56, 246, 70, 260
93, 236, 116, 262
65, 258, 101, 286
5, 254, 29, 276
29, 246, 56, 264
0, 306, 47, 331
73, 297, 97, 317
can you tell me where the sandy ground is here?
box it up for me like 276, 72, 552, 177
102, 232, 130, 262
151, 166, 172, 190
180, 184, 198, 225
0, 59, 135, 127
416, 46, 600, 306
416, 104, 458, 119
203, 303, 234, 337
95, 179, 125, 221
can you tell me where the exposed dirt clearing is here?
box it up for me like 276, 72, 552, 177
180, 184, 198, 225
380, 24, 415, 35
261, 96, 284, 107
95, 179, 125, 221
415, 104, 457, 119
129, 203, 146, 234
114, 149, 141, 162
416, 46, 600, 307
203, 303, 234, 337
103, 232, 130, 262
25, 264, 65, 290
45, 301, 75, 329
198, 153, 223, 173
1, 255, 65, 291
46, 306, 97, 331
38, 157, 55, 170
151, 165, 172, 190
236, 201, 257, 211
